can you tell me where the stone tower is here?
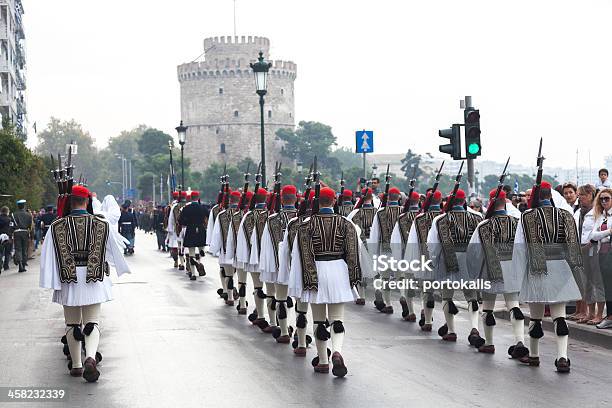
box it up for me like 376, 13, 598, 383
177, 35, 296, 174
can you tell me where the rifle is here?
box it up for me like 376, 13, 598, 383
354, 172, 374, 210
380, 164, 391, 208
422, 161, 445, 212
333, 171, 345, 213
444, 161, 465, 212
222, 164, 230, 209
249, 163, 263, 211
311, 156, 321, 215
217, 163, 227, 207
274, 162, 282, 213
238, 162, 251, 211
297, 162, 314, 216
267, 162, 279, 211
484, 157, 511, 219
529, 138, 544, 209
403, 164, 418, 213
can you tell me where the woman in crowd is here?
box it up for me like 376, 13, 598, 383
590, 188, 612, 329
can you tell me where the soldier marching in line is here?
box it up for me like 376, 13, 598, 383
179, 191, 208, 281
167, 191, 188, 270
12, 199, 33, 273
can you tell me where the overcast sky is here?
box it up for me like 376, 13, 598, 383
25, 0, 612, 169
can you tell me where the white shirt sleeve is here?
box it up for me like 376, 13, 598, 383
390, 222, 402, 260
511, 217, 528, 279
466, 223, 484, 276
404, 222, 420, 261
248, 226, 259, 268
206, 207, 216, 245
236, 216, 250, 265
426, 215, 443, 270
258, 223, 274, 274
367, 211, 381, 245
39, 228, 61, 290
346, 209, 358, 222
167, 204, 176, 234
105, 223, 131, 276
278, 227, 291, 279
209, 214, 223, 256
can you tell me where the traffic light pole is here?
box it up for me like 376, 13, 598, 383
464, 96, 475, 196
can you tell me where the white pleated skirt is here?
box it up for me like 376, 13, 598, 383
289, 259, 357, 304
52, 267, 114, 306
519, 260, 581, 303
167, 232, 180, 248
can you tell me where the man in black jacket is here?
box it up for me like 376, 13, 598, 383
179, 191, 209, 281
0, 206, 13, 272
13, 199, 32, 272
119, 204, 138, 255
153, 205, 167, 251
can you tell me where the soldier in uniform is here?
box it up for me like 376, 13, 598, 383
427, 189, 484, 344
259, 185, 298, 343
39, 205, 57, 240
511, 181, 582, 373
338, 189, 354, 217
288, 187, 364, 377
12, 199, 32, 273
153, 205, 167, 251
391, 191, 421, 322
40, 185, 130, 382
235, 188, 271, 330
405, 190, 443, 332
209, 190, 242, 307
467, 189, 528, 357
179, 191, 208, 281
225, 190, 254, 311
368, 187, 403, 313
280, 190, 314, 356
167, 191, 187, 270
347, 188, 377, 304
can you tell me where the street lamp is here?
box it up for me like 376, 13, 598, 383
175, 120, 187, 191
296, 161, 303, 174
250, 51, 272, 187
372, 163, 378, 177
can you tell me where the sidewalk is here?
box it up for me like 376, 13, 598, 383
455, 300, 612, 350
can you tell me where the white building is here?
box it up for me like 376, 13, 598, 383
0, 0, 26, 140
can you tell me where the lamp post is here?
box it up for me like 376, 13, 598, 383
250, 51, 272, 187
176, 120, 187, 191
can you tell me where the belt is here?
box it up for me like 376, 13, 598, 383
14, 229, 28, 232
314, 254, 343, 261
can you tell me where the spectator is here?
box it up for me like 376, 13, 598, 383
562, 182, 579, 213
571, 184, 606, 324
0, 206, 13, 272
468, 198, 483, 214
595, 168, 611, 190
518, 189, 531, 212
119, 204, 138, 255
590, 188, 612, 329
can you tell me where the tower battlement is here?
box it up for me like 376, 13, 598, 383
177, 35, 296, 175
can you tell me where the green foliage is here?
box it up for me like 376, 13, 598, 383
0, 121, 51, 210
137, 128, 173, 157
276, 121, 337, 164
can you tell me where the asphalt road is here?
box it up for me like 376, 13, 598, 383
0, 231, 609, 408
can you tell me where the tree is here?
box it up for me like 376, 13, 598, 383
35, 118, 100, 187
0, 120, 52, 210
137, 128, 173, 157
276, 121, 337, 165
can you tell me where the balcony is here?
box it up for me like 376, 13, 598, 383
15, 11, 24, 40
16, 96, 25, 116
15, 43, 24, 69
15, 68, 24, 90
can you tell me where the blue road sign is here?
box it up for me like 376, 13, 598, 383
355, 130, 374, 153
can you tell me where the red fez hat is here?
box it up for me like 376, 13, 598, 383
320, 187, 335, 200
410, 191, 420, 201
342, 189, 353, 197
489, 189, 506, 200
541, 181, 552, 189
230, 191, 241, 198
455, 189, 466, 200
281, 185, 297, 196
71, 185, 90, 198
180, 191, 187, 198
427, 190, 442, 201
245, 191, 254, 200
256, 188, 268, 196
172, 191, 179, 198
190, 191, 200, 198
308, 190, 316, 200
388, 187, 401, 195
361, 187, 372, 196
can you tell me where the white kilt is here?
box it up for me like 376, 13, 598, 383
289, 258, 357, 304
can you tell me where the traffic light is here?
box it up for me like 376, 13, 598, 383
464, 108, 481, 158
438, 124, 462, 160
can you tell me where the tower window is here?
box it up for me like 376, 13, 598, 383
215, 128, 220, 134
289, 113, 292, 118
268, 110, 272, 118
219, 88, 223, 94
220, 143, 226, 154
234, 110, 239, 117
281, 89, 284, 95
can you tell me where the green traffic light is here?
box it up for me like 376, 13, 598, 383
468, 143, 480, 155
